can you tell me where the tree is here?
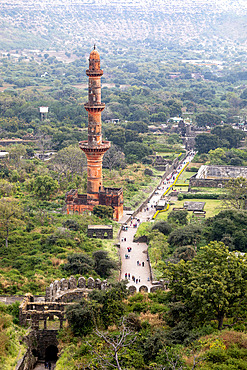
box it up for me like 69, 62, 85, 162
36, 130, 52, 160
204, 209, 247, 252
208, 148, 226, 165
168, 210, 188, 226
195, 133, 220, 154
166, 242, 247, 330
66, 299, 97, 336
31, 174, 59, 200
195, 112, 221, 127
211, 125, 245, 148
0, 198, 23, 248
89, 317, 137, 370
63, 253, 94, 275
123, 142, 152, 163
8, 144, 27, 169
89, 282, 127, 328
149, 231, 169, 265
167, 224, 202, 248
50, 144, 86, 182
93, 205, 114, 219
151, 221, 172, 235
172, 246, 196, 263
102, 144, 126, 173
93, 250, 117, 278
126, 121, 148, 133
223, 177, 247, 210
0, 180, 16, 197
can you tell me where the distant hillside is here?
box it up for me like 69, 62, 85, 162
0, 1, 246, 50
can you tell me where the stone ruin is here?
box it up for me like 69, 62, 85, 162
46, 276, 109, 302
190, 165, 247, 188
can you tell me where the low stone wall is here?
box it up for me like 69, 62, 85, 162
190, 177, 228, 188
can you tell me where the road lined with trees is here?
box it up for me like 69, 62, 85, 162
119, 152, 195, 290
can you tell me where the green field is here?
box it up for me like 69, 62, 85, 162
191, 186, 226, 194
176, 170, 195, 185
157, 198, 222, 220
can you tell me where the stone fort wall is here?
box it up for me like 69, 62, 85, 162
46, 275, 109, 302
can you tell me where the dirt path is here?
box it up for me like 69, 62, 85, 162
119, 153, 195, 291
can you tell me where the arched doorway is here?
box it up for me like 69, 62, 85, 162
45, 345, 58, 362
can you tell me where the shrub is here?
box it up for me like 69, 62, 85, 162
66, 300, 95, 336
206, 348, 228, 363
63, 253, 94, 275
151, 220, 172, 235
168, 210, 189, 226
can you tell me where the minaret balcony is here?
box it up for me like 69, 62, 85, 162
86, 69, 103, 77
79, 140, 110, 153
84, 103, 105, 112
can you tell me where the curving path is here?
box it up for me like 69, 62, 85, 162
119, 152, 195, 292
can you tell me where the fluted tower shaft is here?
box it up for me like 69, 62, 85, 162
79, 48, 110, 206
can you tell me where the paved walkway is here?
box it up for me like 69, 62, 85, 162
119, 152, 195, 291
33, 361, 56, 370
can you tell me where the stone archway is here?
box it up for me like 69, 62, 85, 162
45, 345, 58, 362
139, 285, 148, 293
128, 285, 137, 295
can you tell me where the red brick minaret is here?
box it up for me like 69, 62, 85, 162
79, 47, 110, 207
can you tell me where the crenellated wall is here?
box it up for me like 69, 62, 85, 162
45, 276, 109, 302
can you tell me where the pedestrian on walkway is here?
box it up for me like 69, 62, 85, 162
48, 363, 51, 370
137, 260, 139, 266
142, 262, 144, 267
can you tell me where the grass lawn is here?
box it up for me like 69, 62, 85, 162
157, 198, 223, 220
177, 171, 195, 184
191, 187, 226, 194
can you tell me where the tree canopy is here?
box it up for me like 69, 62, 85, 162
166, 241, 247, 330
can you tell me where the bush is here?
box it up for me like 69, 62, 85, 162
168, 210, 188, 226
93, 205, 113, 219
93, 250, 117, 278
181, 193, 220, 200
62, 219, 80, 231
66, 300, 95, 336
206, 348, 228, 363
151, 220, 172, 235
144, 168, 153, 176
63, 253, 94, 275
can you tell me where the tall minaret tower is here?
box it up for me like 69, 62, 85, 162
79, 47, 110, 206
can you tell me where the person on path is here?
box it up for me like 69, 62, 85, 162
48, 363, 51, 370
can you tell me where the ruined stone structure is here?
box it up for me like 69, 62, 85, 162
190, 165, 247, 188
87, 225, 113, 239
18, 276, 109, 365
66, 48, 123, 221
45, 276, 109, 302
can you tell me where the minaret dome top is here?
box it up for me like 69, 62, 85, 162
89, 49, 100, 61
87, 48, 102, 74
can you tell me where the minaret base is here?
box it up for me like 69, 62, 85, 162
65, 187, 123, 221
